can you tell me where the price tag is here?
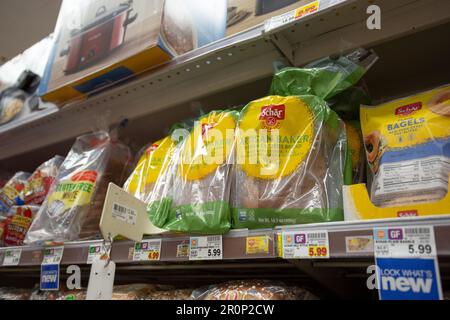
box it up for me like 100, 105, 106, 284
246, 236, 269, 255
2, 248, 22, 266
265, 0, 320, 31
281, 231, 329, 259
87, 244, 103, 265
374, 227, 436, 258
42, 246, 64, 265
189, 236, 222, 261
374, 226, 443, 300
133, 239, 162, 261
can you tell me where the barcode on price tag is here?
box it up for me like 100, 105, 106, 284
281, 230, 329, 259
112, 202, 137, 226
42, 247, 64, 265
189, 236, 223, 261
133, 239, 162, 261
2, 249, 22, 266
87, 244, 103, 264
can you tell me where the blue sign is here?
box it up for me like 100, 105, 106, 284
40, 264, 60, 291
376, 257, 442, 300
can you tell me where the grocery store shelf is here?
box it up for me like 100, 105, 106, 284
268, 0, 450, 66
2, 215, 450, 268
2, 0, 449, 162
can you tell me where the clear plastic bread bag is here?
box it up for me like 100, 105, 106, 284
25, 131, 131, 244
192, 280, 317, 300
148, 110, 237, 234
232, 49, 377, 229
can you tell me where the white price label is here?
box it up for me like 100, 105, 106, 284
265, 0, 321, 31
112, 202, 137, 226
42, 246, 64, 265
189, 236, 223, 261
281, 231, 329, 259
87, 244, 103, 264
2, 249, 22, 266
374, 226, 437, 258
133, 239, 162, 261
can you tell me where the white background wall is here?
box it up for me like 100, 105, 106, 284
0, 0, 62, 65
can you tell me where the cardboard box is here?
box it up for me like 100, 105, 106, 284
39, 0, 227, 105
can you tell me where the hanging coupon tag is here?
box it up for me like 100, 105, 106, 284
189, 236, 223, 261
42, 246, 64, 265
86, 260, 116, 300
281, 230, 330, 259
374, 226, 443, 300
133, 239, 162, 261
2, 248, 22, 266
87, 244, 103, 265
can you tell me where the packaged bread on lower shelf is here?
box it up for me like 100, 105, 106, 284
25, 131, 131, 244
0, 280, 317, 300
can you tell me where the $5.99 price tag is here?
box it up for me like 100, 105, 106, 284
374, 226, 437, 258
189, 236, 222, 261
281, 231, 329, 259
133, 239, 162, 261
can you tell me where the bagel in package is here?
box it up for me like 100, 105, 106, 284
361, 85, 450, 207
25, 131, 131, 244
148, 110, 237, 234
232, 49, 377, 229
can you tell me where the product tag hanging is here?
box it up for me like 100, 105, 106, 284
86, 236, 115, 300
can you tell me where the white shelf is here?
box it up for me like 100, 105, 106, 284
1, 0, 449, 161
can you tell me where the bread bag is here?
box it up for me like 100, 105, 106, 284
232, 49, 377, 229
25, 131, 131, 243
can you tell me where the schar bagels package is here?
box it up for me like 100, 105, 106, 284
232, 49, 377, 229
361, 85, 450, 208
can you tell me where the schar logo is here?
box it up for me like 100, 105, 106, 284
295, 234, 306, 244
398, 210, 418, 217
388, 229, 403, 240
260, 105, 285, 128
395, 102, 422, 116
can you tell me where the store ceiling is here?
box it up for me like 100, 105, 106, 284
0, 0, 61, 65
